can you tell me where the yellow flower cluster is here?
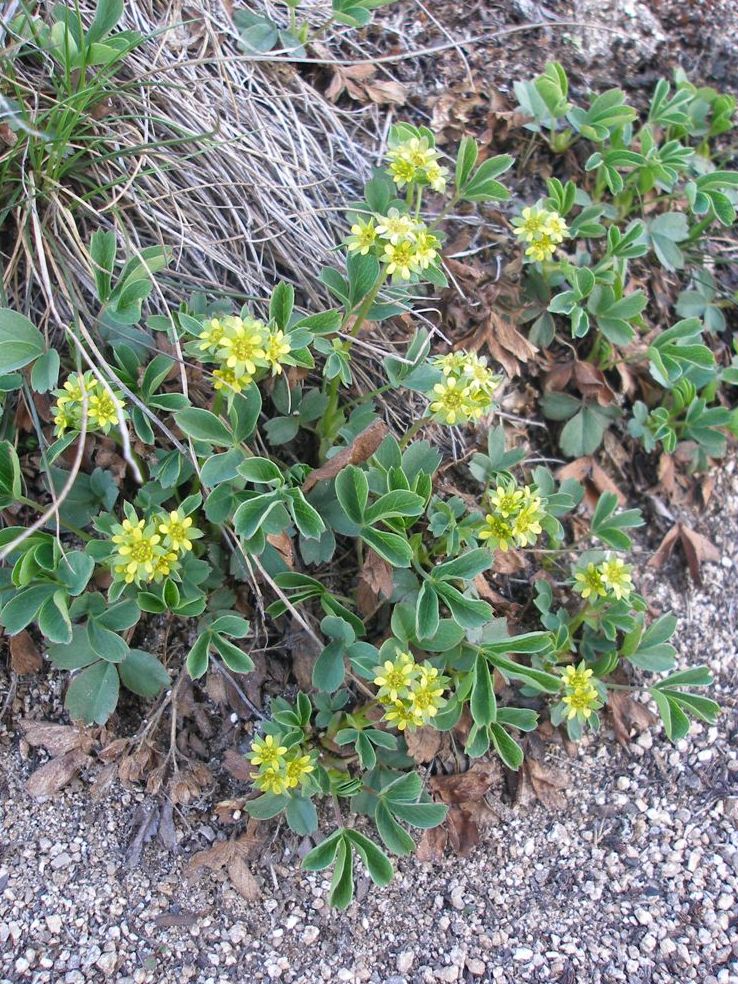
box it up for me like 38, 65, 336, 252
53, 371, 126, 437
386, 134, 449, 192
561, 663, 602, 721
428, 351, 501, 425
196, 314, 292, 394
512, 205, 569, 262
346, 209, 441, 282
247, 733, 315, 796
109, 506, 202, 585
477, 484, 546, 551
574, 556, 634, 601
373, 651, 448, 731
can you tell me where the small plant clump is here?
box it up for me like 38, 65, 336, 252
1, 21, 734, 911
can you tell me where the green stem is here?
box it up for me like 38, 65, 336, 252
567, 601, 593, 637
686, 214, 714, 244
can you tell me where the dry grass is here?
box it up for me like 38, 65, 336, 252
1, 0, 386, 329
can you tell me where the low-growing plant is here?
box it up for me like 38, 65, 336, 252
0, 103, 726, 909
512, 63, 737, 465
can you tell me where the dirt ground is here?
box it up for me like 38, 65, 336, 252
2, 0, 738, 982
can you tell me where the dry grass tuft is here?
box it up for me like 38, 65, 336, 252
1, 1, 384, 328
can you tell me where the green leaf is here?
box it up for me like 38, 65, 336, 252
460, 155, 514, 202
416, 581, 440, 640
89, 229, 117, 301
200, 449, 246, 486
286, 489, 325, 540
360, 527, 412, 568
432, 580, 492, 629
489, 723, 524, 770
1, 584, 56, 634
302, 829, 344, 870
270, 282, 295, 330
186, 632, 210, 679
487, 653, 560, 693
559, 405, 612, 457
88, 618, 128, 663
211, 634, 255, 674
329, 838, 354, 909
175, 407, 233, 446
0, 309, 45, 373
433, 549, 492, 582
375, 800, 415, 855
247, 792, 289, 820
363, 490, 425, 524
470, 652, 496, 726
285, 795, 318, 835
388, 800, 448, 828
118, 649, 170, 698
313, 640, 346, 692
455, 135, 479, 189
237, 457, 284, 485
65, 660, 120, 725
335, 465, 368, 524
344, 829, 393, 886
30, 348, 60, 393
648, 212, 690, 271
0, 440, 21, 501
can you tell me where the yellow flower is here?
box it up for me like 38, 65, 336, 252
511, 502, 544, 547
461, 353, 498, 394
213, 366, 250, 393
60, 374, 85, 404
385, 136, 447, 191
410, 229, 440, 270
382, 241, 416, 280
562, 685, 600, 720
489, 485, 525, 518
347, 217, 379, 255
111, 514, 162, 585
574, 563, 608, 599
526, 234, 558, 262
284, 753, 315, 789
198, 318, 227, 353
434, 352, 468, 376
543, 211, 569, 242
158, 509, 199, 554
248, 734, 288, 769
373, 651, 417, 703
477, 513, 515, 552
53, 407, 74, 437
407, 663, 446, 725
383, 700, 422, 732
87, 390, 122, 431
150, 550, 179, 582
376, 208, 417, 245
429, 376, 476, 425
513, 206, 548, 243
263, 329, 291, 376
598, 556, 634, 600
253, 766, 289, 795
561, 663, 594, 691
425, 161, 448, 192
217, 317, 266, 376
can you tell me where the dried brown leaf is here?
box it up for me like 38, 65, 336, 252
517, 756, 569, 810
404, 726, 442, 764
680, 525, 720, 585
648, 523, 681, 570
227, 856, 261, 900
223, 748, 252, 783
267, 532, 294, 568
357, 548, 393, 617
10, 631, 42, 674
26, 748, 90, 798
608, 690, 657, 747
485, 313, 538, 378
21, 720, 91, 756
302, 420, 388, 493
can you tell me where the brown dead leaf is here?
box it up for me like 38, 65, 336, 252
429, 760, 503, 806
185, 840, 235, 878
214, 799, 247, 824
608, 690, 657, 747
573, 360, 616, 406
285, 618, 321, 692
357, 549, 394, 617
492, 548, 526, 574
26, 748, 90, 798
267, 532, 294, 568
222, 748, 252, 783
364, 79, 407, 106
405, 726, 442, 764
227, 855, 262, 900
485, 313, 538, 378
648, 522, 720, 585
415, 824, 448, 862
302, 420, 388, 493
517, 756, 569, 810
21, 720, 93, 756
10, 631, 42, 674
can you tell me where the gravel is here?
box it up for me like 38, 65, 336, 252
2, 458, 737, 983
